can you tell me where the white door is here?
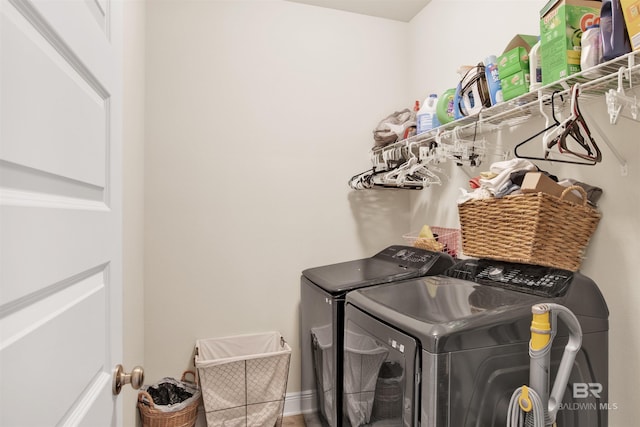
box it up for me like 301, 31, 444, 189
0, 0, 123, 425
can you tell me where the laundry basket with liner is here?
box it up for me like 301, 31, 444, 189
341, 331, 389, 427
137, 371, 201, 427
458, 186, 601, 271
310, 325, 334, 426
311, 325, 389, 426
195, 331, 291, 427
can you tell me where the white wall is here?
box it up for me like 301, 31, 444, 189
123, 1, 146, 426
144, 0, 411, 398
409, 2, 640, 426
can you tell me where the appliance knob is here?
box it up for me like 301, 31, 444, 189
488, 267, 505, 280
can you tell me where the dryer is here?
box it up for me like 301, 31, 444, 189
301, 246, 454, 427
343, 258, 609, 427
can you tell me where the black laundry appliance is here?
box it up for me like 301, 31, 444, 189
300, 246, 454, 427
343, 258, 609, 427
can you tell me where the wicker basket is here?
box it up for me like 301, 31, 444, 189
458, 186, 601, 271
138, 371, 200, 427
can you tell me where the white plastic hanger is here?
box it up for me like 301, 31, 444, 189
605, 66, 638, 124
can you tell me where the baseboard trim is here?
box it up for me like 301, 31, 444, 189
283, 389, 315, 416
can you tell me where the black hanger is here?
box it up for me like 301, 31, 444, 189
513, 91, 565, 162
555, 85, 602, 163
514, 88, 600, 165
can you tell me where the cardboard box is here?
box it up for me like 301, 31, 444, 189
501, 70, 531, 101
540, 0, 601, 85
498, 47, 530, 79
520, 172, 584, 204
502, 34, 539, 54
620, 0, 640, 51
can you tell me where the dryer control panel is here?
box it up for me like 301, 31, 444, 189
444, 259, 574, 297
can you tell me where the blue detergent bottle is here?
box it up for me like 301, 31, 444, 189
416, 94, 439, 134
600, 0, 631, 61
483, 55, 503, 105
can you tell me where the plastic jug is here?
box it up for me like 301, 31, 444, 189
484, 55, 503, 105
581, 24, 603, 76
600, 0, 631, 61
437, 88, 456, 124
529, 38, 542, 92
416, 94, 439, 134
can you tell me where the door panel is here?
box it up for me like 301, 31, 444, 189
2, 6, 107, 186
1, 207, 108, 302
2, 270, 107, 424
0, 0, 122, 425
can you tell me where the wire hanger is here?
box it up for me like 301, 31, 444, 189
514, 86, 601, 165
543, 84, 601, 164
513, 91, 562, 161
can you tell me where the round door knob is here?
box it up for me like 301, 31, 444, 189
112, 364, 144, 395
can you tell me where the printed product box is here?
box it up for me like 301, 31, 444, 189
620, 0, 640, 50
501, 70, 531, 101
540, 0, 601, 85
498, 47, 530, 79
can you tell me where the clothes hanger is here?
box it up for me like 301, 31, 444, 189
348, 169, 375, 190
544, 84, 601, 164
405, 142, 444, 187
513, 90, 597, 165
513, 91, 562, 161
439, 124, 485, 167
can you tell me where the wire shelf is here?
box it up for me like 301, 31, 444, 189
356, 51, 640, 190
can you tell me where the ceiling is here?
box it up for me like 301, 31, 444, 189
285, 0, 432, 22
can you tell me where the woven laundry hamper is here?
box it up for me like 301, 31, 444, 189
458, 186, 601, 271
137, 371, 201, 427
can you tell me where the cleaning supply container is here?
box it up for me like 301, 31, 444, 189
437, 88, 457, 124
195, 331, 291, 427
416, 94, 439, 134
529, 38, 542, 91
581, 24, 603, 77
484, 55, 503, 105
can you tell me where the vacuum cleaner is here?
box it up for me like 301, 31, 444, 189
507, 303, 583, 427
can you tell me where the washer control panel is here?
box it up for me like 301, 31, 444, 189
444, 259, 574, 297
374, 245, 439, 269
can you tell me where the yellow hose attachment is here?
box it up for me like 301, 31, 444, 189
530, 305, 551, 350
518, 385, 533, 412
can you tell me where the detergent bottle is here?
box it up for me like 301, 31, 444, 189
529, 38, 542, 92
483, 55, 503, 105
417, 94, 439, 134
581, 24, 603, 77
437, 88, 456, 124
600, 0, 631, 61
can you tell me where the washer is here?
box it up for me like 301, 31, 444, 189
344, 258, 609, 427
301, 246, 454, 427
